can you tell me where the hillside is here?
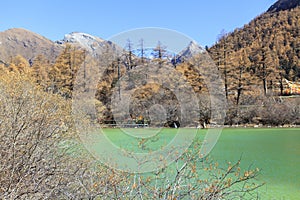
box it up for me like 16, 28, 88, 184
0, 0, 299, 126
208, 0, 300, 98
0, 28, 62, 63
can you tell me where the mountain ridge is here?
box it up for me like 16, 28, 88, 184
0, 27, 198, 65
267, 0, 300, 12
0, 0, 299, 71
0, 28, 129, 63
0, 28, 62, 63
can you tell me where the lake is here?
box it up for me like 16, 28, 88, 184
87, 128, 300, 199
210, 128, 300, 200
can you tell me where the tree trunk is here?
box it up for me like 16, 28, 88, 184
263, 78, 267, 95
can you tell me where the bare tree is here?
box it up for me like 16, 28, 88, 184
0, 73, 126, 199
152, 41, 168, 67
139, 38, 145, 64
125, 39, 135, 70
0, 63, 263, 199
121, 140, 263, 200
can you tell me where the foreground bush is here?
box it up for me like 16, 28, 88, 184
0, 73, 263, 199
0, 74, 126, 199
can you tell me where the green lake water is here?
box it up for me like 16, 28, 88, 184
87, 128, 300, 199
210, 128, 300, 200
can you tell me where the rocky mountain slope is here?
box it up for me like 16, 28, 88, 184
57, 32, 123, 56
0, 28, 62, 63
0, 29, 123, 65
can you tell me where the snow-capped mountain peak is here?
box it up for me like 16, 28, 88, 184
57, 32, 106, 52
64, 32, 104, 43
178, 41, 204, 58
172, 41, 204, 64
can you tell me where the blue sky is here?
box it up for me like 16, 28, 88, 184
1, 0, 277, 46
